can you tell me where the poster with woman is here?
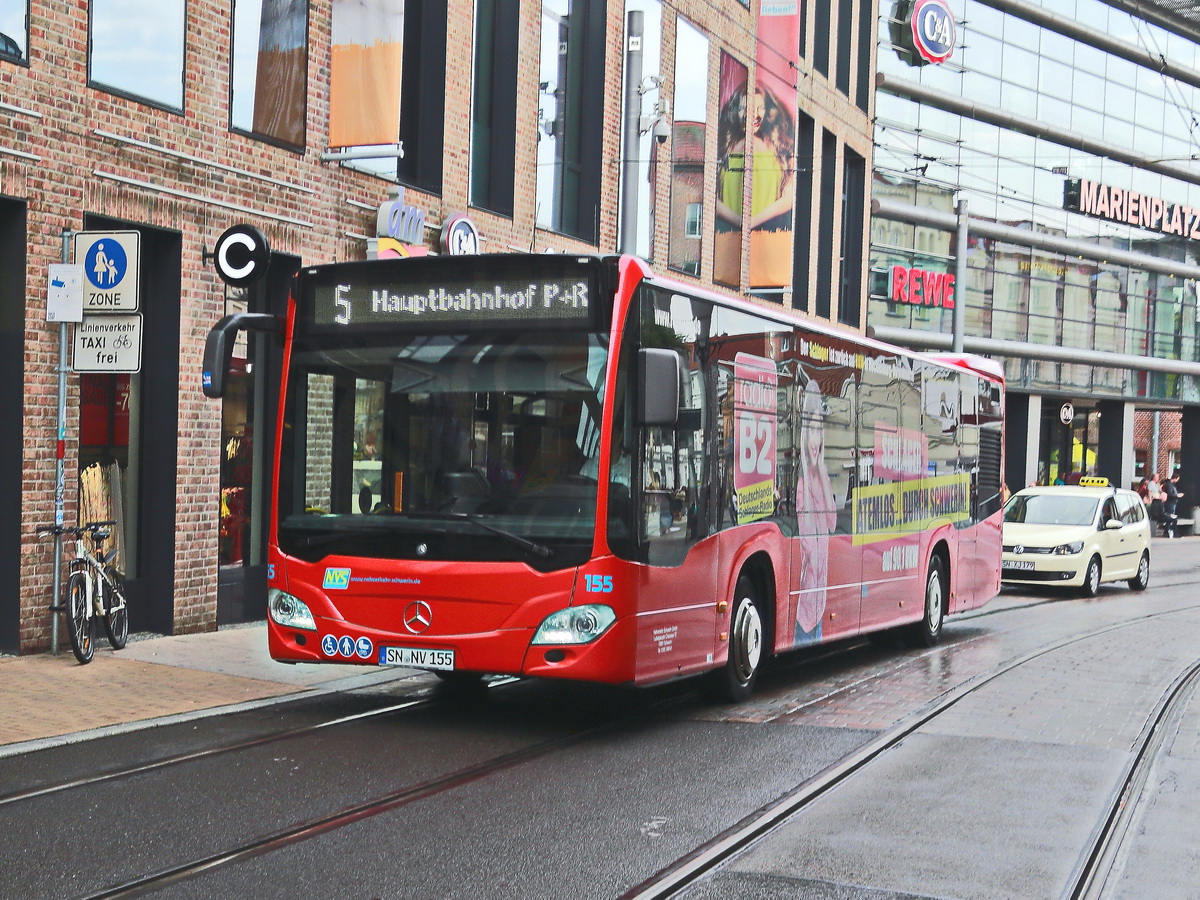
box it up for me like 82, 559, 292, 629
714, 52, 749, 288
749, 2, 799, 290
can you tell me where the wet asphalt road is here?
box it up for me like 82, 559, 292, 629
3, 538, 1199, 899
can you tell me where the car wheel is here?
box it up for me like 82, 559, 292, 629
1080, 555, 1102, 598
1127, 551, 1150, 592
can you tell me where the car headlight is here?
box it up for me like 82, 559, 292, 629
532, 604, 616, 645
1053, 541, 1084, 555
269, 588, 316, 631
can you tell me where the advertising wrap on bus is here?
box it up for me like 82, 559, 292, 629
203, 253, 1004, 701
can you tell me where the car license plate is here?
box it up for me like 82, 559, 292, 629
1003, 560, 1035, 571
379, 646, 455, 671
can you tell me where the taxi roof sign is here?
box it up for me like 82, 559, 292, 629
1078, 476, 1110, 487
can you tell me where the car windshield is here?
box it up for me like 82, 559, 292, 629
1003, 494, 1099, 527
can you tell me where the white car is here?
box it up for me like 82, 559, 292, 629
1001, 480, 1151, 597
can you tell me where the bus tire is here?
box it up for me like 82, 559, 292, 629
906, 554, 946, 648
706, 575, 764, 703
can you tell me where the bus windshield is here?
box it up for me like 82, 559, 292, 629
277, 330, 609, 570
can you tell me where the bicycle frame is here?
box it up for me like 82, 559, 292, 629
68, 537, 121, 620
36, 520, 129, 663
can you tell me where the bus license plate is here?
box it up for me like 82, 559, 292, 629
1003, 560, 1035, 571
379, 646, 455, 671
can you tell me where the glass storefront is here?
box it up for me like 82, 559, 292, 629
871, 0, 1200, 404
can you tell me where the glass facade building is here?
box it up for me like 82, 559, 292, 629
871, 0, 1200, 491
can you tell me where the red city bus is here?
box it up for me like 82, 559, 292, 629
203, 254, 1004, 700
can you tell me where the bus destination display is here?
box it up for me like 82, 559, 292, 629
312, 276, 592, 327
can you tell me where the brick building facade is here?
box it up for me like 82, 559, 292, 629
2, 0, 877, 653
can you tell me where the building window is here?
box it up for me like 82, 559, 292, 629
668, 18, 708, 276
90, 0, 185, 110
231, 0, 309, 149
812, 0, 829, 77
839, 146, 864, 328
835, 0, 852, 95
470, 0, 519, 216
0, 0, 27, 63
792, 111, 814, 313
536, 0, 605, 242
855, 0, 871, 111
815, 129, 836, 318
330, 0, 445, 192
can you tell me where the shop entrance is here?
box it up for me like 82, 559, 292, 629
216, 252, 296, 624
80, 215, 180, 635
0, 198, 26, 654
1039, 402, 1099, 485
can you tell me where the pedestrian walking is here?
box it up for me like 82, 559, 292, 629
1162, 471, 1184, 538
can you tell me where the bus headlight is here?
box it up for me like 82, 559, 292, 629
532, 604, 616, 645
269, 589, 316, 631
1054, 541, 1084, 555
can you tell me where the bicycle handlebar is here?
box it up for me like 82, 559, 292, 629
35, 520, 117, 537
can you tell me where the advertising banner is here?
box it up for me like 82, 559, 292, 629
329, 0, 404, 148
733, 352, 777, 524
749, 2, 799, 289
714, 52, 748, 288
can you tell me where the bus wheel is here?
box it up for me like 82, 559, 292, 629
906, 555, 945, 648
706, 576, 764, 703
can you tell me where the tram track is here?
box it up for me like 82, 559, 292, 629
620, 602, 1200, 900
14, 592, 1200, 899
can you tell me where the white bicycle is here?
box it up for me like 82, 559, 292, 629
37, 520, 129, 664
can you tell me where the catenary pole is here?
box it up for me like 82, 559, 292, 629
954, 199, 967, 354
619, 10, 644, 255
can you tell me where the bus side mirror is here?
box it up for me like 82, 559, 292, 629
202, 312, 282, 398
637, 348, 680, 427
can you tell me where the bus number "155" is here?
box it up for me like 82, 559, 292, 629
584, 574, 613, 593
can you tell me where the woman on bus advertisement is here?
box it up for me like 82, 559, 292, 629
794, 379, 836, 644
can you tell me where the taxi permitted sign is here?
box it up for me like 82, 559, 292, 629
72, 230, 140, 313
72, 313, 143, 373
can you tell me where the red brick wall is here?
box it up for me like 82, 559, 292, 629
4, 0, 874, 651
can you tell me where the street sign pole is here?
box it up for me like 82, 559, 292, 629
51, 230, 73, 656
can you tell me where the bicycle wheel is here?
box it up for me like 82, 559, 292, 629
65, 571, 94, 664
102, 565, 128, 650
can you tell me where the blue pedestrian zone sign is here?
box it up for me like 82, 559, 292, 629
72, 230, 140, 312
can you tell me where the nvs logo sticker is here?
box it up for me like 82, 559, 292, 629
323, 568, 351, 590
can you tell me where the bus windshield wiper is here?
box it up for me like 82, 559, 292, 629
416, 512, 553, 559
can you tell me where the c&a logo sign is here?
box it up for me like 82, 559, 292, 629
891, 0, 956, 67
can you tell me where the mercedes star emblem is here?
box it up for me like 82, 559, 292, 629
403, 600, 433, 634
